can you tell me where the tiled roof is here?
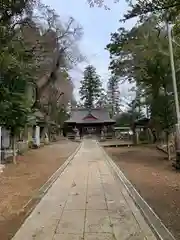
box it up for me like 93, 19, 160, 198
65, 108, 115, 124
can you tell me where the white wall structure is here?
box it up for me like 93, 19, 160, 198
0, 127, 11, 164
0, 126, 1, 164
34, 126, 40, 147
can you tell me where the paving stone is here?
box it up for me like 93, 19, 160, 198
86, 196, 107, 210
56, 210, 85, 234
65, 194, 86, 210
109, 209, 146, 240
85, 210, 112, 233
13, 216, 58, 240
12, 140, 157, 240
84, 233, 113, 240
53, 234, 83, 240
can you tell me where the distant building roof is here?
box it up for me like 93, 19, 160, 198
65, 108, 115, 124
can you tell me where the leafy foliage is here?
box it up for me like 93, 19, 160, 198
0, 1, 84, 139
118, 0, 180, 22
79, 65, 103, 109
107, 75, 120, 116
107, 15, 178, 133
0, 0, 36, 48
115, 110, 144, 127
95, 92, 109, 108
0, 12, 35, 134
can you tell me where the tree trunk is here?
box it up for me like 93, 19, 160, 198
166, 131, 171, 161
41, 122, 50, 144
12, 135, 17, 164
151, 129, 157, 143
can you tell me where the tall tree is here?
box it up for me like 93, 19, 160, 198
106, 14, 178, 159
23, 4, 84, 111
122, 0, 180, 22
86, 0, 180, 21
0, 31, 35, 163
19, 3, 84, 129
0, 1, 82, 161
79, 65, 103, 109
107, 75, 120, 117
96, 92, 109, 108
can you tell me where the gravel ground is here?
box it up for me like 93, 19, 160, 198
0, 140, 79, 240
105, 146, 180, 240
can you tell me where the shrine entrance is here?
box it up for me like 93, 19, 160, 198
65, 108, 115, 140
84, 126, 96, 134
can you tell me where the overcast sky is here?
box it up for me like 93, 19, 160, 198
42, 0, 136, 102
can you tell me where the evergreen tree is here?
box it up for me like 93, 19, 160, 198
107, 76, 120, 117
79, 65, 103, 109
96, 92, 109, 108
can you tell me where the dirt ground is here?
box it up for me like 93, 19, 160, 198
105, 146, 180, 240
0, 140, 79, 240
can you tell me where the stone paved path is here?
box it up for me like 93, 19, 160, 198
12, 140, 157, 240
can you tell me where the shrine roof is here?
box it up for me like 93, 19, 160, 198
65, 108, 115, 124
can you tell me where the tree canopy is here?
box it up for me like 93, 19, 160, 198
0, 1, 84, 132
79, 65, 103, 109
107, 15, 178, 133
86, 0, 180, 21
0, 1, 36, 132
107, 75, 120, 117
123, 0, 180, 21
0, 0, 86, 161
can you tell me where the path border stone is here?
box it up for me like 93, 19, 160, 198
99, 142, 176, 240
21, 142, 82, 217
